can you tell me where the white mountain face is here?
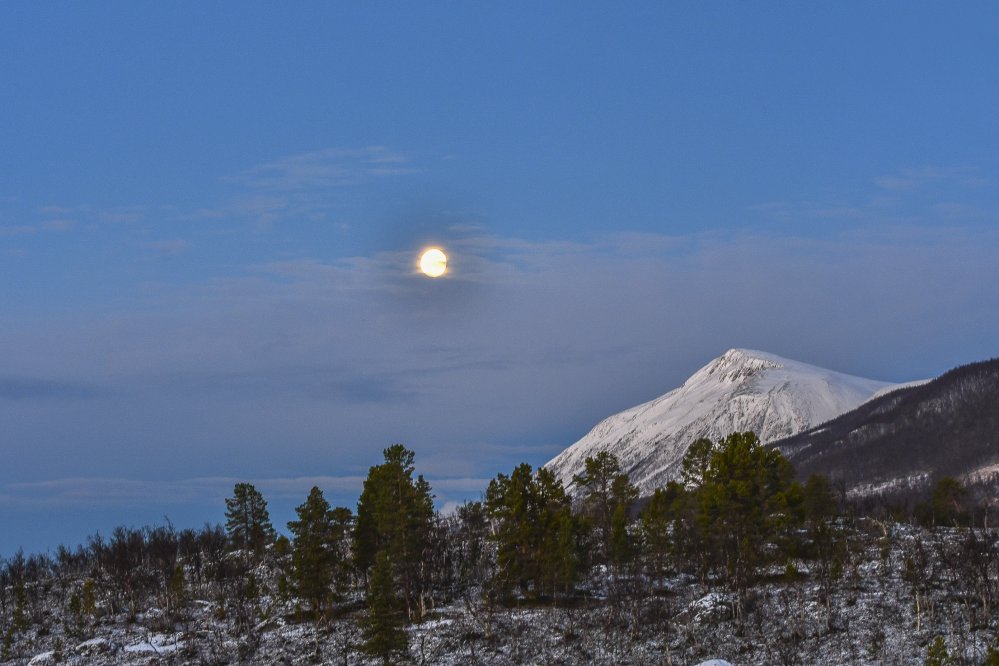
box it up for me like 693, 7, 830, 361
546, 348, 900, 495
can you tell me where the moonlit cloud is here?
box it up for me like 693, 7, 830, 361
3, 225, 996, 504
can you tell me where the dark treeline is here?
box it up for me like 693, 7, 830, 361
2, 434, 999, 663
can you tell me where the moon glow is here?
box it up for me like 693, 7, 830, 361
419, 248, 448, 277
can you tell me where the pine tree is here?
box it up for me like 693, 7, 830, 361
802, 473, 843, 607
355, 444, 435, 620
680, 437, 715, 489
167, 563, 187, 615
68, 591, 84, 637
485, 463, 579, 599
287, 486, 353, 617
536, 467, 579, 598
640, 481, 690, 578
694, 431, 801, 592
3, 581, 29, 660
984, 641, 999, 666
930, 477, 967, 527
81, 578, 97, 619
454, 501, 488, 592
363, 550, 408, 663
12, 581, 28, 632
925, 635, 952, 666
609, 503, 632, 568
485, 463, 537, 597
572, 451, 638, 567
225, 482, 276, 557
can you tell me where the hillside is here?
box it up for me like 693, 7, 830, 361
776, 358, 999, 494
2, 521, 996, 665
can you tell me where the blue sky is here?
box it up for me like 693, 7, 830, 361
2, 2, 998, 556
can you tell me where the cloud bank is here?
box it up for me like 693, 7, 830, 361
2, 226, 996, 495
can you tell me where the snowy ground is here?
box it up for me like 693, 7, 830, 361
3, 523, 997, 665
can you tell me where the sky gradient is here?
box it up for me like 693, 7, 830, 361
3, 2, 999, 556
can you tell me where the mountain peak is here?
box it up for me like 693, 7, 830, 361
546, 349, 900, 495
696, 348, 784, 383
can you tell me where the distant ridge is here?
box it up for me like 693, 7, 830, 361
546, 349, 901, 495
775, 358, 999, 495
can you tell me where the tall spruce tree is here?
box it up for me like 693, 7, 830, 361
572, 451, 638, 567
224, 482, 275, 557
363, 550, 408, 663
695, 431, 801, 592
354, 444, 435, 620
287, 486, 353, 617
485, 463, 579, 599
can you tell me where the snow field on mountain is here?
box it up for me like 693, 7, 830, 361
547, 349, 900, 494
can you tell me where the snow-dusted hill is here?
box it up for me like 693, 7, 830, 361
546, 348, 900, 495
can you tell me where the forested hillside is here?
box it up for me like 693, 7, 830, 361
777, 359, 999, 497
3, 436, 999, 664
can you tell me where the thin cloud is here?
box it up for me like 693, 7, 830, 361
873, 166, 988, 192
39, 219, 76, 232
754, 166, 994, 228
0, 474, 490, 509
749, 200, 870, 222
99, 206, 146, 225
0, 377, 103, 401
0, 225, 36, 237
38, 204, 91, 216
226, 146, 417, 192
140, 239, 190, 256
1, 225, 997, 510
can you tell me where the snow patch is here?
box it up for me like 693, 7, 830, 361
866, 378, 931, 402
848, 472, 931, 497
964, 461, 999, 483
123, 632, 183, 654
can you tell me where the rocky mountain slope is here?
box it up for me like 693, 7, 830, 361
775, 358, 999, 495
546, 348, 900, 494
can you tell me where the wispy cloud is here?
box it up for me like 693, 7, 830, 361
0, 204, 148, 241
170, 145, 422, 229
140, 239, 190, 256
226, 146, 418, 192
873, 166, 988, 192
0, 147, 417, 242
99, 206, 146, 225
38, 205, 90, 216
749, 200, 871, 222
2, 225, 997, 519
0, 225, 36, 237
754, 165, 995, 227
0, 377, 104, 401
39, 219, 76, 232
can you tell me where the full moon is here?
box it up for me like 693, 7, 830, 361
419, 248, 448, 277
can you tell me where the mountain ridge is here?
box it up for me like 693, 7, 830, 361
546, 348, 902, 494
775, 357, 999, 494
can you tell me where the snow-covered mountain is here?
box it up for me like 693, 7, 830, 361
546, 348, 900, 495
